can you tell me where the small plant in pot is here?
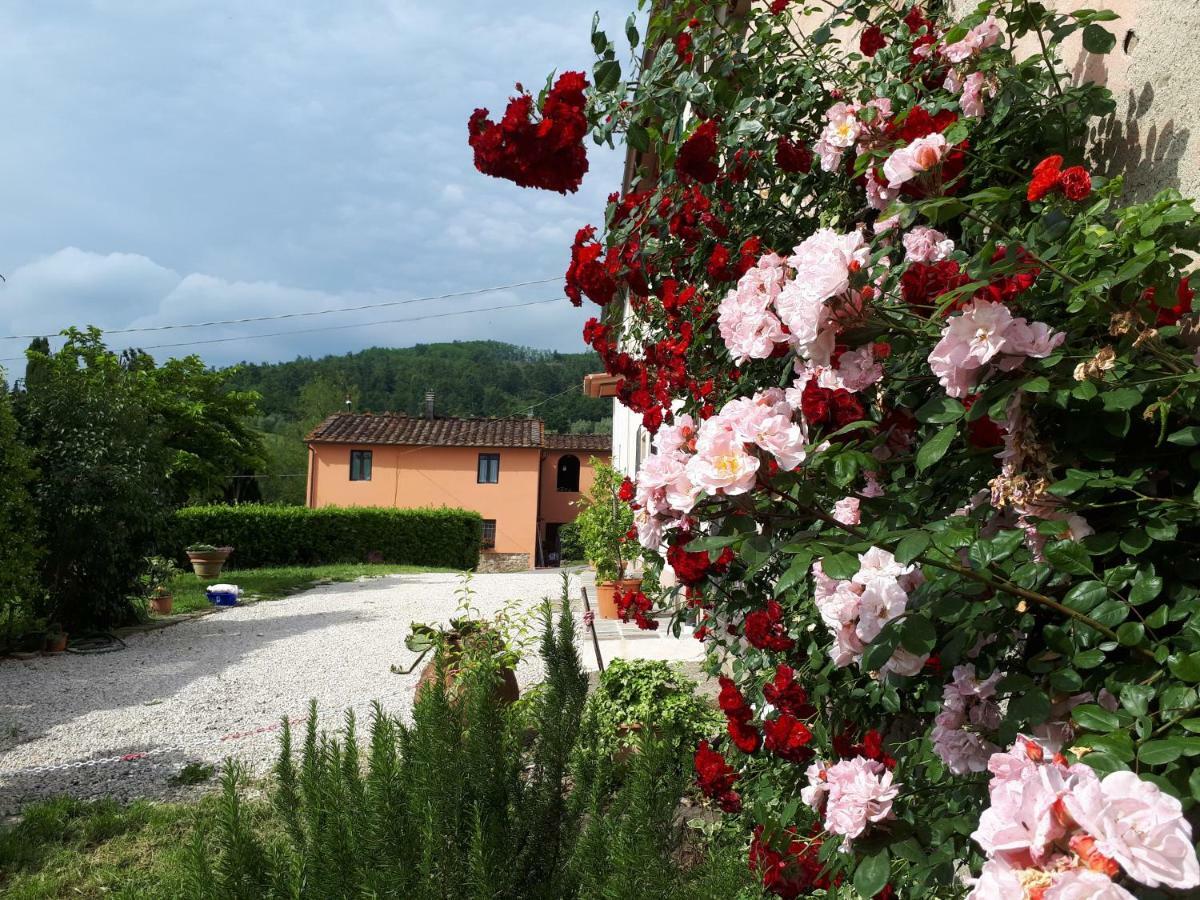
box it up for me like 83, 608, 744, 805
185, 543, 233, 579
395, 575, 534, 705
140, 555, 180, 616
43, 623, 68, 654
575, 459, 639, 619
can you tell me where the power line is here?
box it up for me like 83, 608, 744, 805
0, 296, 566, 362
0, 276, 561, 342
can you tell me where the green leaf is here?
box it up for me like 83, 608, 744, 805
1138, 740, 1183, 766
916, 425, 957, 471
1082, 23, 1116, 53
853, 849, 890, 898
626, 123, 649, 153
915, 396, 965, 424
625, 13, 639, 48
1168, 652, 1200, 683
900, 615, 937, 655
1072, 703, 1119, 732
1074, 648, 1105, 669
1045, 541, 1094, 576
894, 532, 930, 565
1129, 570, 1163, 605
1063, 580, 1106, 612
821, 552, 860, 581
1009, 688, 1051, 726
1119, 683, 1155, 717
1117, 622, 1145, 646
594, 59, 621, 92
1022, 376, 1051, 393
1101, 387, 1142, 411
1120, 528, 1152, 554
775, 553, 814, 594
1167, 426, 1200, 447
1081, 751, 1127, 776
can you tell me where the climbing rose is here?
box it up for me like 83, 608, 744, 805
902, 225, 954, 263
940, 14, 1001, 62
1060, 165, 1092, 201
745, 599, 795, 652
803, 756, 900, 845
1027, 154, 1063, 202
859, 24, 886, 57
675, 119, 720, 183
694, 740, 742, 813
564, 226, 616, 306
883, 132, 949, 188
776, 136, 813, 173
763, 712, 814, 762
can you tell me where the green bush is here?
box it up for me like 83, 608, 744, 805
557, 521, 583, 562
578, 659, 723, 759
185, 587, 762, 899
170, 504, 482, 571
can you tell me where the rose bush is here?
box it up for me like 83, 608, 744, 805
471, 1, 1200, 896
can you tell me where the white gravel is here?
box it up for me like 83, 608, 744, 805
0, 570, 572, 813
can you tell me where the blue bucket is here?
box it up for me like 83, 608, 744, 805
206, 586, 240, 607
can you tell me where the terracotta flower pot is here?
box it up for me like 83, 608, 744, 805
415, 658, 520, 706
187, 548, 232, 579
43, 633, 68, 654
594, 577, 643, 620
150, 592, 173, 616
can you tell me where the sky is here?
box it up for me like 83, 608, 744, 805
0, 0, 633, 377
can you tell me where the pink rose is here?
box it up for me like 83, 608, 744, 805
883, 133, 948, 188
903, 226, 955, 263
1043, 869, 1136, 900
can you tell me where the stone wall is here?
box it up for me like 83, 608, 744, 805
476, 551, 532, 574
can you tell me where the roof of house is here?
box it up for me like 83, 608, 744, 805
307, 413, 544, 448
543, 432, 612, 452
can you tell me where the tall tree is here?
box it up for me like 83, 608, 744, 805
0, 372, 41, 646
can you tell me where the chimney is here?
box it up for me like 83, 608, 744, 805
424, 390, 435, 419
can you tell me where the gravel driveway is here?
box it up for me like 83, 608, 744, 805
0, 570, 571, 814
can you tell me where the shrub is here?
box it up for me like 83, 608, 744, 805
557, 521, 584, 562
185, 588, 761, 899
0, 381, 41, 648
573, 459, 633, 581
169, 504, 482, 570
578, 658, 723, 759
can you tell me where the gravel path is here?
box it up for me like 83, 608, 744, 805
0, 571, 571, 814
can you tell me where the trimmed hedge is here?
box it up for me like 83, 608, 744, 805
170, 504, 482, 570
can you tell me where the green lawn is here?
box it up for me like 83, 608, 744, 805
163, 562, 461, 615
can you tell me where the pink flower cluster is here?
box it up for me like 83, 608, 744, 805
633, 391, 810, 549
811, 547, 927, 676
928, 298, 1065, 397
945, 69, 994, 118
969, 737, 1200, 898
802, 756, 900, 847
902, 225, 954, 263
940, 15, 1001, 63
931, 664, 1001, 774
716, 229, 870, 366
717, 252, 789, 364
882, 132, 949, 189
813, 98, 892, 174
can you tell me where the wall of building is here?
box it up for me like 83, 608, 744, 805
307, 442, 542, 564
537, 450, 605, 526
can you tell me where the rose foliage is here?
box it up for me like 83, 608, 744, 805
471, 2, 1200, 897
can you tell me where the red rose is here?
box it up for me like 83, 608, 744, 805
674, 32, 694, 64
1148, 277, 1196, 326
564, 226, 617, 306
1027, 154, 1063, 202
727, 718, 761, 754
675, 120, 720, 184
706, 244, 734, 281
830, 390, 865, 428
744, 599, 795, 652
763, 664, 815, 718
775, 136, 812, 174
1059, 165, 1092, 201
900, 259, 969, 312
800, 380, 832, 426
694, 740, 742, 812
768, 0, 789, 12
617, 477, 635, 502
860, 24, 886, 57
763, 712, 814, 763
717, 676, 753, 723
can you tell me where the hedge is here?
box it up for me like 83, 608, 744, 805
558, 521, 584, 562
170, 504, 482, 571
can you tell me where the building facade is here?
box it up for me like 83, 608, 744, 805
305, 412, 609, 569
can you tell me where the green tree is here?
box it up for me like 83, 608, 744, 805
0, 373, 41, 646
17, 329, 170, 629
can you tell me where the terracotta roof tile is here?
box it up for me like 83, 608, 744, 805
543, 433, 612, 452
307, 413, 544, 448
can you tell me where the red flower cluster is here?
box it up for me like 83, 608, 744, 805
565, 226, 617, 306
675, 120, 720, 184
775, 136, 813, 174
962, 395, 1005, 448
800, 380, 866, 431
617, 477, 635, 502
718, 676, 761, 753
694, 740, 742, 812
749, 825, 831, 899
1027, 154, 1092, 203
1145, 278, 1197, 326
900, 259, 969, 311
707, 236, 765, 282
768, 0, 790, 13
468, 72, 589, 194
762, 712, 814, 763
675, 32, 694, 65
667, 539, 733, 587
979, 245, 1041, 305
833, 728, 896, 769
860, 24, 886, 57
744, 599, 795, 652
763, 664, 816, 718
615, 587, 657, 631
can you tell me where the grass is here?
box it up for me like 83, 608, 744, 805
162, 562, 461, 615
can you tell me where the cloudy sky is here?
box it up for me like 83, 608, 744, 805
0, 1, 632, 376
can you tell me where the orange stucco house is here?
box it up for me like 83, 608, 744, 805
305, 412, 610, 570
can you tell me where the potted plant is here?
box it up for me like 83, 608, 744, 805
140, 555, 180, 616
575, 460, 639, 618
43, 623, 68, 654
185, 543, 233, 579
